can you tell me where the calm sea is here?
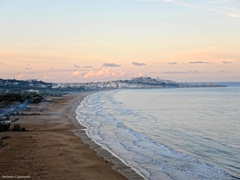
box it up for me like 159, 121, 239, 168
76, 83, 240, 180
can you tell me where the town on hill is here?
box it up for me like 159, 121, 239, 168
0, 77, 226, 95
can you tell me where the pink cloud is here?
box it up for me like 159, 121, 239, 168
84, 68, 125, 79
16, 73, 25, 80
137, 72, 145, 77
69, 70, 81, 78
119, 71, 126, 77
43, 75, 54, 80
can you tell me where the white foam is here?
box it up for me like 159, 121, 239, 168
76, 90, 237, 180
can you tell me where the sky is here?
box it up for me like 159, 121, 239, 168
0, 0, 240, 83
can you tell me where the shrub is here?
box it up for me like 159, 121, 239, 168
0, 123, 10, 132
13, 124, 21, 131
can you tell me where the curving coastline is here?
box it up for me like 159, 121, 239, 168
69, 91, 143, 180
0, 92, 142, 179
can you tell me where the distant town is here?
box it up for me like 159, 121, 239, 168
0, 77, 226, 95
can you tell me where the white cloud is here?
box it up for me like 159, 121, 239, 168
139, 0, 240, 18
84, 68, 125, 79
211, 0, 232, 3
140, 0, 156, 1
228, 13, 240, 18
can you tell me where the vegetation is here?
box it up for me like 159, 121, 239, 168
0, 123, 26, 132
26, 94, 44, 103
12, 124, 26, 131
0, 92, 44, 104
12, 124, 21, 131
0, 123, 10, 132
0, 93, 25, 102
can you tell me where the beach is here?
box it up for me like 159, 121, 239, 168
0, 92, 141, 180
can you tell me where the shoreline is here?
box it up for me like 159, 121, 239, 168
68, 91, 143, 180
0, 92, 141, 179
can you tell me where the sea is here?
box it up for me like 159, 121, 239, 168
76, 82, 240, 180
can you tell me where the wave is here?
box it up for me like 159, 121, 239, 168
76, 90, 237, 180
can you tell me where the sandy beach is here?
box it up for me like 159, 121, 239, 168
0, 92, 142, 180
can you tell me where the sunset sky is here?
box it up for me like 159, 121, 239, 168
0, 0, 240, 82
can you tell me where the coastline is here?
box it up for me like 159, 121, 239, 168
69, 91, 144, 180
0, 92, 142, 179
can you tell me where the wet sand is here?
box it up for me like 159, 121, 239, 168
0, 92, 142, 180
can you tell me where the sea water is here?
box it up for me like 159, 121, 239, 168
76, 84, 240, 180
